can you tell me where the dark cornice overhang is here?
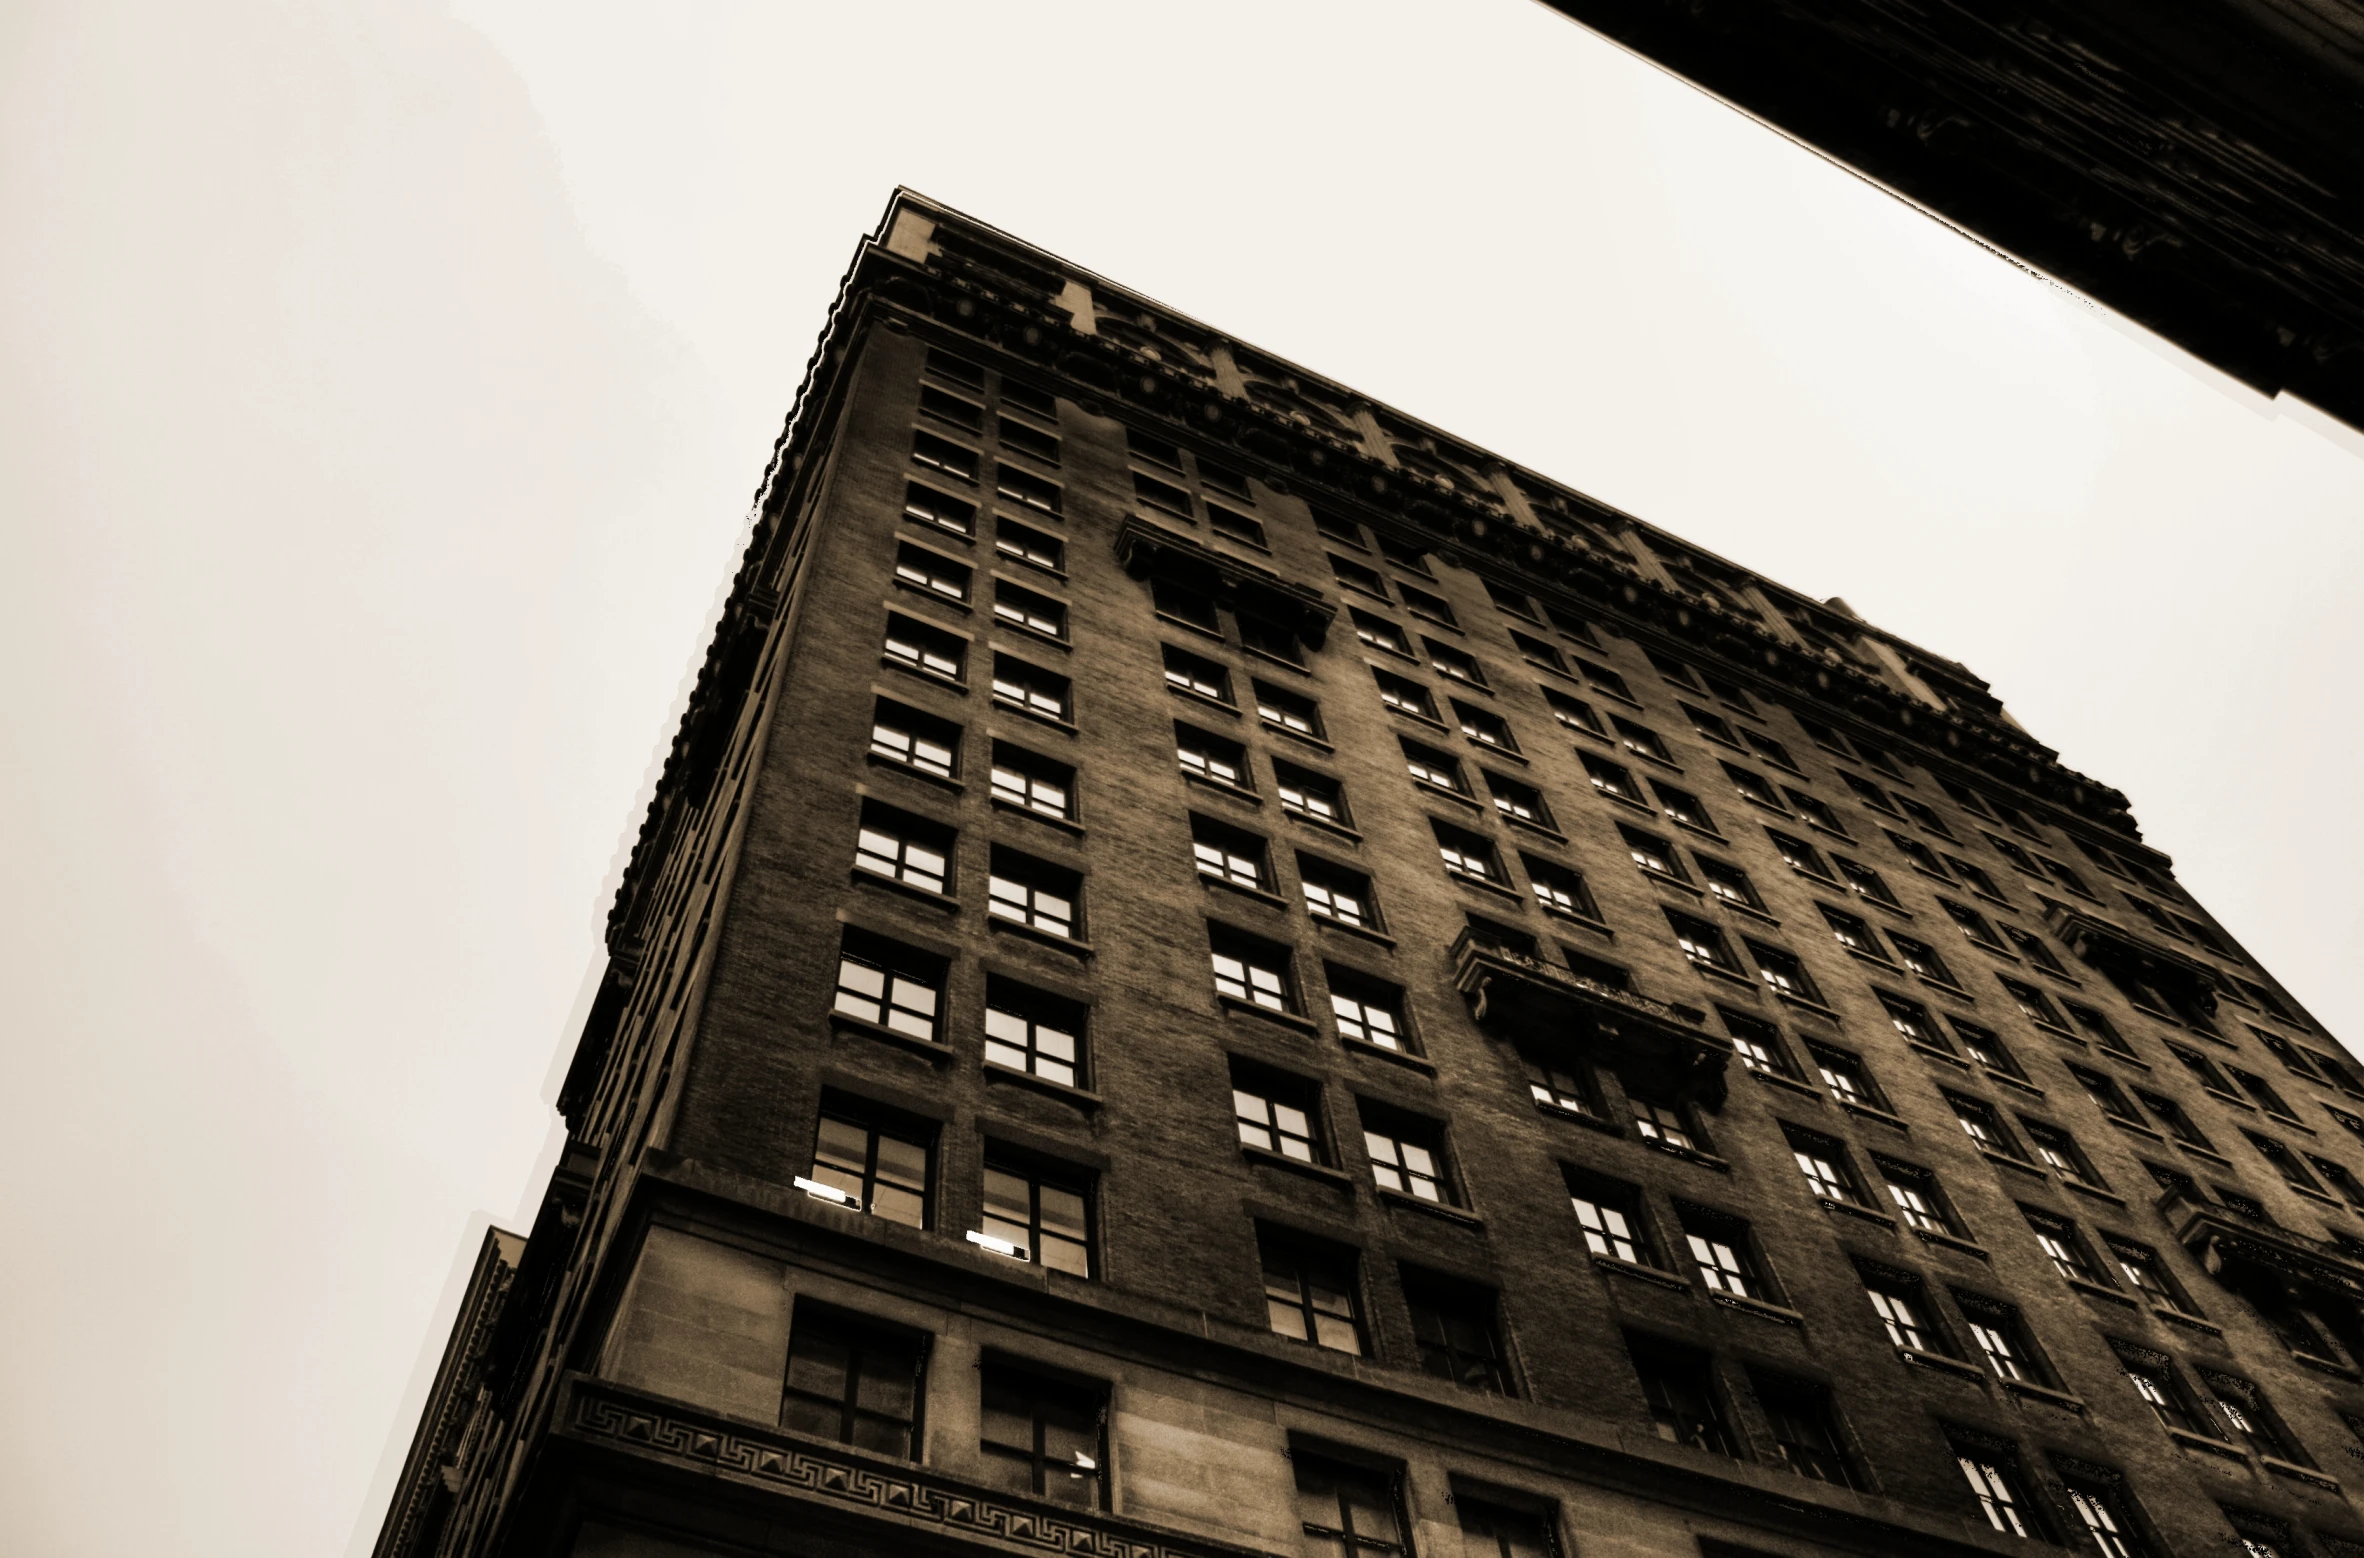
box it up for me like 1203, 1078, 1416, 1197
1535, 0, 2364, 431
2165, 1188, 2364, 1302
1452, 930, 1731, 1108
1113, 514, 1336, 649
2042, 902, 2221, 1012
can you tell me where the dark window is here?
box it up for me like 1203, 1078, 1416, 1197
1260, 1233, 1363, 1354
1885, 830, 1951, 878
993, 464, 1061, 517
1511, 629, 1565, 673
1191, 813, 1271, 892
904, 481, 977, 537
2065, 1001, 2137, 1056
2232, 1067, 2302, 1122
2308, 1155, 2364, 1205
1484, 578, 1540, 620
1841, 772, 1898, 815
2000, 975, 2069, 1031
1721, 761, 1782, 808
807, 1100, 931, 1228
1253, 680, 1323, 740
1546, 605, 1601, 646
1795, 715, 1852, 756
1834, 856, 1899, 906
1751, 1372, 1864, 1489
1645, 649, 1703, 690
2026, 1207, 2108, 1286
1524, 855, 1598, 921
2000, 925, 2067, 973
870, 698, 960, 779
1315, 512, 1366, 548
1425, 637, 1486, 687
1721, 1008, 1797, 1079
988, 846, 1080, 940
1233, 1062, 1324, 1165
1207, 502, 1265, 548
1374, 668, 1439, 721
1943, 854, 2009, 901
1294, 1456, 1406, 1556
1457, 701, 1522, 756
924, 348, 985, 389
990, 653, 1070, 722
2203, 1373, 2305, 1464
1485, 770, 1553, 828
1686, 704, 1741, 748
1404, 1269, 1516, 1395
1615, 717, 1672, 764
1567, 1168, 1651, 1263
910, 429, 979, 482
1152, 575, 1220, 632
1330, 553, 1389, 599
1582, 752, 1643, 802
1820, 904, 1885, 959
779, 1304, 927, 1457
1749, 942, 1823, 1004
1275, 761, 1350, 828
1401, 585, 1458, 627
983, 978, 1086, 1088
997, 418, 1059, 466
978, 1154, 1093, 1278
1299, 853, 1378, 930
1208, 921, 1295, 1013
998, 379, 1057, 421
2135, 1089, 2214, 1150
1543, 687, 1606, 736
1237, 613, 1302, 667
1940, 898, 2004, 949
1627, 1333, 1740, 1455
1361, 1103, 1452, 1203
1197, 459, 1250, 499
1768, 828, 1833, 879
1353, 609, 1414, 659
1328, 965, 1412, 1053
992, 579, 1066, 641
1787, 790, 1849, 836
854, 799, 954, 895
979, 1362, 1105, 1507
1463, 913, 1539, 959
1175, 722, 1249, 792
1458, 1499, 1558, 1558
1378, 536, 1432, 576
883, 612, 966, 683
1667, 909, 1742, 973
1575, 658, 1636, 703
2070, 1064, 2146, 1126
830, 928, 945, 1042
1743, 728, 1798, 771
1522, 1045, 1604, 1119
2245, 1131, 2325, 1195
1434, 819, 1505, 885
1679, 1204, 1768, 1299
1895, 794, 1956, 839
1621, 823, 1687, 880
1653, 781, 1718, 834
992, 515, 1062, 571
1125, 428, 1182, 471
1161, 643, 1231, 704
1701, 672, 1757, 714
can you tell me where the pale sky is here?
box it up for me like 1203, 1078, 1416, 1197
2, 3, 2358, 1555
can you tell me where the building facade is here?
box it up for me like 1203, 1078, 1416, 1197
375, 192, 2364, 1558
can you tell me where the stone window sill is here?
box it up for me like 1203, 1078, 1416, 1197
1343, 1036, 1436, 1076
1242, 1145, 1353, 1189
1710, 1292, 1804, 1326
1378, 1188, 1483, 1228
1593, 1253, 1689, 1292
851, 869, 961, 916
981, 1061, 1101, 1111
1217, 996, 1318, 1037
986, 915, 1094, 960
828, 1012, 952, 1066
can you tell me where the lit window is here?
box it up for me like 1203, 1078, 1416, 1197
992, 516, 1061, 570
1233, 1068, 1321, 1163
1457, 701, 1521, 754
1175, 722, 1249, 790
1486, 771, 1552, 826
1879, 1161, 1951, 1235
870, 699, 959, 778
1680, 1207, 1763, 1298
983, 980, 1085, 1088
904, 482, 977, 537
1615, 718, 1672, 763
991, 654, 1069, 722
1721, 1008, 1794, 1078
987, 848, 1079, 940
1891, 933, 1957, 985
1160, 643, 1230, 703
1955, 1448, 2031, 1538
854, 803, 952, 895
1768, 829, 1833, 878
1750, 942, 1822, 1003
1254, 680, 1322, 739
1569, 1171, 1649, 1264
1261, 1236, 1362, 1354
1434, 820, 1504, 884
1374, 669, 1438, 721
1352, 609, 1413, 658
1523, 1049, 1601, 1116
978, 1157, 1092, 1277
1364, 1118, 1448, 1202
1275, 762, 1348, 827
1329, 970, 1410, 1051
1696, 857, 1762, 909
894, 541, 971, 602
882, 613, 966, 682
1621, 824, 1686, 880
991, 579, 1065, 640
1525, 855, 1598, 920
1544, 688, 1605, 736
1208, 924, 1293, 1012
1654, 781, 1717, 833
1425, 638, 1487, 687
989, 741, 1073, 819
1635, 1097, 1701, 1153
1191, 814, 1270, 891
1667, 910, 1741, 973
1583, 752, 1642, 801
1299, 854, 1377, 930
1788, 1126, 1859, 1203
830, 930, 944, 1041
808, 1106, 930, 1228
993, 463, 1060, 516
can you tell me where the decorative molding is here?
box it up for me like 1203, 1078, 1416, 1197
1451, 928, 1731, 1107
1113, 515, 1335, 649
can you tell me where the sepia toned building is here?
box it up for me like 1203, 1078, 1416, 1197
376, 191, 2364, 1558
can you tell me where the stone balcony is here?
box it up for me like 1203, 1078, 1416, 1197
1451, 929, 1731, 1106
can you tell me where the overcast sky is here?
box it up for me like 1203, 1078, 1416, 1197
3, 3, 2359, 1554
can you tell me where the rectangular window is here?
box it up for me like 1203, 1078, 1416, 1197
1877, 1159, 1958, 1236
1819, 904, 1884, 960
1362, 1106, 1451, 1203
2116, 1349, 2206, 1436
1175, 722, 1249, 792
992, 515, 1061, 571
1425, 638, 1486, 687
2026, 1208, 2107, 1286
1207, 502, 1266, 548
990, 653, 1070, 722
1787, 790, 1849, 836
1485, 770, 1553, 827
1151, 576, 1220, 633
911, 429, 979, 482
1237, 613, 1303, 667
904, 481, 977, 538
1952, 1019, 2025, 1079
1679, 1205, 1767, 1299
979, 1362, 1104, 1506
1942, 854, 2008, 902
2109, 1238, 2198, 1315
1667, 909, 1743, 974
870, 698, 960, 780
1896, 794, 1956, 839
1955, 1443, 2035, 1538
1956, 1293, 2046, 1385
1208, 922, 1295, 1013
1721, 1008, 1797, 1079
2232, 1067, 2302, 1122
1378, 536, 1432, 577
1458, 1500, 1557, 1558
1524, 855, 1599, 921
1743, 729, 1799, 771
1615, 718, 1672, 764
1254, 680, 1323, 740
977, 1155, 1093, 1277
1950, 1094, 2023, 1160
1401, 584, 1458, 627
1313, 510, 1366, 549
2062, 1478, 2148, 1558
1352, 608, 1414, 658
1878, 990, 1939, 1047
1582, 752, 1643, 802
999, 379, 1057, 423
1696, 857, 1763, 910
1374, 668, 1439, 721
1621, 823, 1688, 881
2070, 1064, 2146, 1126
1299, 853, 1377, 930
1161, 643, 1231, 704
1191, 813, 1270, 892
1841, 772, 1899, 815
895, 543, 974, 605
992, 579, 1066, 641
1126, 427, 1183, 472
924, 348, 984, 389
1433, 819, 1506, 885
1884, 830, 1951, 879
2204, 1374, 2303, 1463
854, 800, 954, 895
1653, 781, 1717, 834
1750, 942, 1823, 1004
2245, 1131, 2325, 1195
779, 1303, 927, 1458
1627, 1333, 1739, 1455
1404, 1269, 1516, 1395
2135, 1089, 2214, 1150
1999, 925, 2066, 973
1752, 1372, 1864, 1489
830, 928, 945, 1042
1785, 1123, 1863, 1205
1485, 578, 1540, 620
1835, 856, 1899, 906
1294, 1456, 1406, 1556
1768, 828, 1832, 879
1512, 629, 1566, 673
1197, 459, 1250, 500
1457, 701, 1522, 755
2024, 1120, 2106, 1188
1891, 932, 1959, 986
1260, 1233, 1363, 1354
1232, 1062, 1323, 1164
1275, 761, 1349, 828
984, 978, 1086, 1088
1543, 688, 1606, 735
994, 464, 1061, 516
997, 418, 1059, 466
980, 746, 1069, 826
1330, 552, 1389, 598
1939, 899, 2004, 951
1568, 1168, 1651, 1264
1720, 762, 1782, 809
1328, 966, 1412, 1052
1576, 658, 1636, 703
1686, 703, 1741, 746
883, 612, 966, 683
1809, 1043, 1886, 1112
987, 846, 1080, 940
807, 1101, 932, 1228
1999, 975, 2068, 1031
1522, 1046, 1603, 1119
1862, 1268, 1939, 1352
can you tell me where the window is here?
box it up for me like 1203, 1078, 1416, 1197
807, 1103, 931, 1228
2000, 926, 2066, 973
988, 848, 1079, 940
1233, 1063, 1323, 1163
1401, 585, 1457, 627
2025, 1121, 2106, 1187
979, 1362, 1104, 1507
1275, 762, 1349, 828
992, 515, 1061, 571
779, 1304, 927, 1457
1679, 1205, 1767, 1299
2170, 1043, 2234, 1096
2116, 1347, 2206, 1436
904, 481, 977, 538
1480, 577, 1539, 620
1667, 909, 1743, 974
1955, 1442, 2036, 1538
1695, 857, 1763, 911
1197, 459, 1250, 500
1878, 1159, 1958, 1236
1328, 967, 1411, 1052
1861, 1268, 1939, 1351
1950, 1094, 2023, 1160
1294, 1456, 1406, 1557
830, 929, 944, 1041
1743, 729, 1798, 771
994, 463, 1061, 517
1582, 752, 1643, 802
2061, 1478, 2148, 1558
1362, 1107, 1450, 1203
2308, 1154, 2364, 1205
1425, 638, 1487, 689
1768, 828, 1833, 879
1621, 824, 1688, 881
1568, 1169, 1650, 1262
1352, 608, 1413, 658
1377, 536, 1432, 576
1126, 428, 1182, 472
917, 383, 984, 431
910, 429, 978, 482
1511, 629, 1566, 674
1151, 576, 1219, 633
1627, 1334, 1739, 1455
2038, 857, 2097, 899
2027, 1208, 2108, 1285
1786, 790, 1849, 836
1984, 831, 2043, 876
1999, 975, 2068, 1031
1330, 552, 1389, 598
1952, 1019, 2025, 1079
2064, 1002, 2136, 1057
2135, 1089, 2214, 1151
999, 378, 1057, 423
1720, 762, 1783, 810
1547, 605, 1601, 646
1809, 1044, 1886, 1112
1174, 722, 1248, 792
1884, 830, 1951, 878
1839, 772, 1899, 816
1458, 1500, 1558, 1558
1161, 643, 1231, 704
1686, 703, 1741, 746
870, 698, 959, 779
1614, 718, 1672, 764
992, 579, 1065, 640
2232, 1067, 2302, 1122
1543, 688, 1606, 736
1895, 794, 1956, 839
2245, 1131, 2325, 1195
894, 541, 971, 603
1207, 502, 1265, 548
981, 741, 1073, 821
2204, 1374, 2304, 1463
854, 801, 953, 895
1815, 905, 1883, 961
1943, 854, 2009, 902
1208, 922, 1294, 1012
991, 654, 1069, 722
1457, 702, 1522, 755
1786, 1123, 1864, 1205
922, 347, 984, 388
1834, 856, 1899, 906
1938, 899, 2005, 952
977, 1155, 1092, 1277
1750, 942, 1823, 1004
1575, 658, 1636, 703
1890, 933, 1958, 986
1404, 1269, 1515, 1394
997, 420, 1059, 466
1876, 991, 1939, 1048
1700, 672, 1756, 714
1795, 715, 1852, 756
1191, 814, 1270, 892
2070, 1064, 2146, 1126
1237, 613, 1302, 667
1463, 913, 1539, 959
1521, 856, 1598, 922
1721, 1008, 1797, 1079
1254, 680, 1323, 740
1260, 1234, 1362, 1354
1299, 853, 1377, 930
1373, 669, 1438, 722
1485, 771, 1553, 827
1653, 781, 1718, 834
1752, 1373, 1864, 1489
883, 612, 966, 683
1522, 1046, 1604, 1118
1434, 820, 1506, 885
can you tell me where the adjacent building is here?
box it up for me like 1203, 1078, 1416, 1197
375, 191, 2364, 1558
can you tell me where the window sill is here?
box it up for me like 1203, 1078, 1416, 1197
1747, 1067, 1823, 1100
2065, 1277, 2138, 1308
1913, 1228, 1990, 1260
1498, 812, 1567, 844
2266, 1112, 2317, 1136
1155, 610, 1225, 643
1359, 641, 1421, 666
1466, 741, 1528, 767
1378, 1188, 1483, 1227
2152, 1307, 2221, 1336
986, 914, 1094, 961
1802, 819, 1855, 844
1242, 1145, 1354, 1188
1535, 1097, 1623, 1135
1592, 788, 1659, 816
981, 1061, 1102, 1111
1842, 947, 1901, 976
1313, 914, 1396, 951
827, 1011, 953, 1065
2167, 1427, 2247, 1461
1343, 1036, 1436, 1075
2061, 1178, 2125, 1208
1242, 644, 1311, 678
1199, 874, 1291, 913
1907, 1040, 1971, 1072
1260, 720, 1335, 755
991, 697, 1077, 737
1854, 897, 1917, 922
1411, 777, 1483, 811
1980, 1149, 2047, 1180
2000, 1378, 2086, 1413
1636, 867, 1704, 897
1181, 770, 1262, 808
2292, 1351, 2360, 1381
1773, 991, 1845, 1023
1687, 959, 1757, 990
1818, 1196, 1897, 1230
991, 552, 1064, 582
989, 796, 1085, 837
993, 620, 1071, 655
1283, 809, 1363, 846
1983, 1069, 2044, 1099
1593, 1253, 1689, 1292
1217, 996, 1318, 1037
1709, 1292, 1804, 1326
1540, 905, 1616, 940
1166, 683, 1241, 719
851, 869, 961, 915
881, 658, 969, 696
2174, 1141, 2232, 1167
892, 577, 972, 615
2200, 1086, 2256, 1113
1898, 1347, 1987, 1384
864, 751, 966, 795
1668, 819, 1727, 846
1444, 868, 1525, 904
1434, 675, 1492, 701
2263, 1457, 2342, 1493
1383, 702, 1450, 734
1711, 897, 1781, 928
1407, 610, 1463, 637
1839, 1099, 1911, 1132
1916, 976, 1976, 1002
2101, 1116, 2166, 1143
1640, 1138, 1730, 1173
2293, 1184, 2344, 1209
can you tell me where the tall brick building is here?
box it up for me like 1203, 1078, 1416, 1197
375, 192, 2364, 1558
